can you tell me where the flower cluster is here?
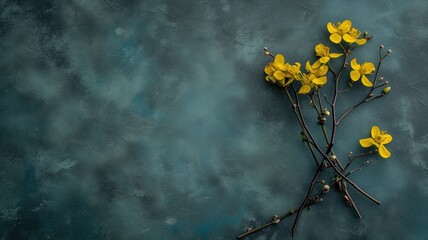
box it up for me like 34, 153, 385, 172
327, 20, 367, 45
242, 19, 395, 239
264, 19, 376, 94
264, 54, 300, 87
264, 45, 336, 94
262, 20, 393, 157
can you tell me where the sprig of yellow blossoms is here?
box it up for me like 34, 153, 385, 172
243, 19, 395, 239
263, 19, 393, 158
359, 126, 393, 158
264, 19, 376, 95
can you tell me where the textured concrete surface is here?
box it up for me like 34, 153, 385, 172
1, 0, 428, 239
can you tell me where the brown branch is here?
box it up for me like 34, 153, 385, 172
239, 44, 390, 239
336, 45, 388, 125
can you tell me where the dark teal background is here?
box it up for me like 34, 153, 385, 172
1, 0, 428, 239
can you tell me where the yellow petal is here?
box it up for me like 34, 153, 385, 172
288, 63, 301, 75
274, 54, 285, 65
341, 20, 352, 30
350, 70, 361, 81
320, 56, 330, 63
327, 22, 337, 33
371, 126, 380, 139
359, 138, 374, 148
305, 61, 312, 72
381, 133, 393, 144
343, 34, 356, 43
273, 71, 285, 80
361, 62, 375, 74
317, 65, 329, 76
350, 58, 360, 70
378, 144, 391, 158
298, 84, 311, 94
330, 33, 342, 44
361, 75, 373, 87
312, 59, 322, 69
329, 53, 343, 58
264, 64, 274, 75
315, 44, 325, 57
312, 76, 327, 85
277, 63, 288, 71
355, 38, 367, 45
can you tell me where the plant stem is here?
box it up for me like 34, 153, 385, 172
336, 46, 386, 125
287, 82, 380, 236
336, 94, 384, 124
285, 88, 320, 167
291, 166, 322, 237
239, 45, 388, 239
343, 151, 377, 173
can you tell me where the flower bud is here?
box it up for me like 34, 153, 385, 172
247, 227, 253, 232
264, 51, 271, 55
272, 215, 280, 224
380, 44, 384, 49
330, 155, 337, 161
344, 195, 350, 201
344, 195, 352, 206
387, 49, 392, 54
323, 110, 330, 116
383, 86, 391, 94
323, 185, 330, 192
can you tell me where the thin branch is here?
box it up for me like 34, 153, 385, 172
341, 182, 362, 218
241, 42, 390, 240
291, 166, 322, 237
336, 94, 384, 124
285, 88, 321, 167
343, 151, 377, 173
324, 94, 333, 106
338, 82, 353, 94
336, 46, 387, 125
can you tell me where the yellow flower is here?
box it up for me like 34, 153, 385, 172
264, 54, 293, 86
359, 126, 393, 158
305, 61, 328, 77
288, 62, 302, 79
297, 62, 328, 94
297, 73, 327, 94
327, 20, 352, 44
343, 28, 367, 45
350, 58, 375, 87
314, 44, 342, 67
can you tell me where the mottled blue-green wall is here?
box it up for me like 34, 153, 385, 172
1, 0, 427, 239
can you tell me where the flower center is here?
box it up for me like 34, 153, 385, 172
375, 136, 382, 143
